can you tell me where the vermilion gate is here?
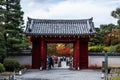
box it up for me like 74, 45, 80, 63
25, 17, 96, 70
31, 37, 89, 70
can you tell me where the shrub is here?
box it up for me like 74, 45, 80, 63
0, 63, 5, 72
115, 43, 120, 52
3, 59, 20, 71
88, 45, 104, 52
103, 46, 109, 51
108, 45, 117, 52
110, 76, 120, 80
0, 53, 6, 63
21, 64, 32, 69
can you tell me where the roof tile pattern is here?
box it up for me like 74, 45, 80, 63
25, 18, 96, 35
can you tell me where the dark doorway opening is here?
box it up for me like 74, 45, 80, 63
46, 43, 74, 70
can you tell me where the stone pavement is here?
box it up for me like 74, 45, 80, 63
0, 62, 103, 80
14, 69, 103, 80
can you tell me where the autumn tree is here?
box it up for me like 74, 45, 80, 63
47, 43, 58, 55
56, 43, 73, 56
102, 30, 120, 46
47, 43, 73, 56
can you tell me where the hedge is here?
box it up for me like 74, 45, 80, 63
0, 63, 5, 72
3, 59, 20, 71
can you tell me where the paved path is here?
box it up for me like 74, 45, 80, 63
15, 69, 103, 80
0, 63, 103, 80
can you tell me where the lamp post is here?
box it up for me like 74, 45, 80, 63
104, 51, 108, 78
104, 32, 114, 79
102, 50, 108, 79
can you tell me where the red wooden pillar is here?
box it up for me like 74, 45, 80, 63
31, 37, 41, 69
40, 39, 46, 69
80, 38, 89, 69
73, 39, 80, 70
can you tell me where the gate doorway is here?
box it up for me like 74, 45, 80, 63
46, 43, 74, 70
31, 37, 89, 70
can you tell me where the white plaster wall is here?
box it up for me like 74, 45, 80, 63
8, 56, 120, 67
89, 56, 120, 67
8, 56, 32, 65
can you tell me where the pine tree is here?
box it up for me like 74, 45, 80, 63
0, 0, 25, 53
0, 32, 6, 63
111, 8, 120, 20
111, 8, 120, 29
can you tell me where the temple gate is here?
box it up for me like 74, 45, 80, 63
25, 17, 96, 70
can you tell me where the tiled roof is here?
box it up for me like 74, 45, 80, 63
25, 17, 96, 35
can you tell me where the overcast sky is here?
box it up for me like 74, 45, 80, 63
21, 0, 120, 27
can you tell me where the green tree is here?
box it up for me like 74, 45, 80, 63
0, 32, 6, 63
89, 28, 103, 46
111, 8, 120, 31
100, 24, 117, 46
100, 24, 116, 34
0, 0, 25, 52
111, 8, 120, 25
89, 24, 116, 46
89, 8, 120, 52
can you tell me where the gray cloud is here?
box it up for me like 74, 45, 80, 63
21, 0, 119, 27
33, 0, 67, 4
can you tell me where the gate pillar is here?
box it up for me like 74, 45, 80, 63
31, 37, 41, 69
73, 39, 80, 70
40, 39, 46, 69
80, 38, 89, 69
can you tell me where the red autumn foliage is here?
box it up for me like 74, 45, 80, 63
58, 46, 71, 55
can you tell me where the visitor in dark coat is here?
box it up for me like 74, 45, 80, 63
47, 56, 54, 69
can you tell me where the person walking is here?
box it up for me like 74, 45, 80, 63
47, 56, 54, 69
